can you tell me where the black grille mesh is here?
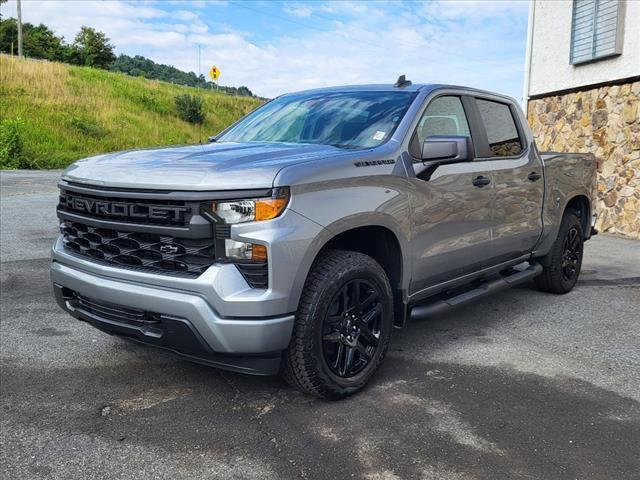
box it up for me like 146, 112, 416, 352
61, 221, 215, 276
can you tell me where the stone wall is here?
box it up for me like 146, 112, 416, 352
527, 80, 640, 239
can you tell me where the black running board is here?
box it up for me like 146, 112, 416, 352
410, 263, 543, 321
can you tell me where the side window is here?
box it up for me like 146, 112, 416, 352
416, 96, 471, 146
476, 99, 523, 157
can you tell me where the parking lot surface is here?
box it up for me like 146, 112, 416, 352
1, 170, 639, 479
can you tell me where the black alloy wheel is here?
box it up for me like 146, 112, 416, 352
534, 212, 584, 294
561, 226, 582, 282
321, 279, 382, 378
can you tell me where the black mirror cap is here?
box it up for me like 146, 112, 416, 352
421, 135, 472, 162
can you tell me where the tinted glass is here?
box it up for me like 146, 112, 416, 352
476, 99, 522, 157
218, 91, 418, 149
416, 96, 470, 145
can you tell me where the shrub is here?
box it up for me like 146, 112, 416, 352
175, 93, 206, 124
0, 117, 26, 169
69, 115, 105, 138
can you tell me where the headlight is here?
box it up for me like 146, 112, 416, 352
211, 187, 289, 224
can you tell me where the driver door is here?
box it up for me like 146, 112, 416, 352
407, 95, 495, 294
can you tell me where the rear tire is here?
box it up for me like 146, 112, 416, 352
534, 212, 584, 294
283, 250, 393, 399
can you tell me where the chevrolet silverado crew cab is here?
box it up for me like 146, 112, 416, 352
52, 77, 597, 398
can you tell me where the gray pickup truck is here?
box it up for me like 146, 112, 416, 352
51, 77, 597, 398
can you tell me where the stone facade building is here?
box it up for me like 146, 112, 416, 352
523, 0, 639, 238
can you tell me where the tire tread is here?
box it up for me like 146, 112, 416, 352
282, 249, 392, 399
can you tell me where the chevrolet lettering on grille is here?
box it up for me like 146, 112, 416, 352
62, 194, 189, 222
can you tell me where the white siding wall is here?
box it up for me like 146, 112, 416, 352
528, 0, 640, 96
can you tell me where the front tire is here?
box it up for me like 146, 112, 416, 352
283, 250, 393, 399
534, 212, 584, 294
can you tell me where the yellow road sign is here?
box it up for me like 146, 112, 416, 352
209, 65, 220, 81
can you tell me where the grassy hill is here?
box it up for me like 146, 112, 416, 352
0, 55, 262, 169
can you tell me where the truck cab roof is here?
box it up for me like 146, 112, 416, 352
280, 82, 518, 105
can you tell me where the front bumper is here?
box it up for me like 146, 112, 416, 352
50, 205, 327, 374
51, 257, 295, 375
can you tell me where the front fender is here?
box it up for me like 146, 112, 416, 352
284, 177, 413, 310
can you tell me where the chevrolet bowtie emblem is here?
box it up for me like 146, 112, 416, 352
159, 245, 179, 254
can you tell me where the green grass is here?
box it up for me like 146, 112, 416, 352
0, 55, 262, 169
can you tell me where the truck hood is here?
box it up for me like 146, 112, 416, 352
62, 142, 345, 190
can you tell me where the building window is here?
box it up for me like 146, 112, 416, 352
570, 0, 624, 65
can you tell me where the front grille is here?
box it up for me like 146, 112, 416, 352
57, 183, 269, 288
58, 189, 196, 227
61, 221, 215, 276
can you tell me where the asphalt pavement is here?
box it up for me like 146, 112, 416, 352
1, 170, 639, 480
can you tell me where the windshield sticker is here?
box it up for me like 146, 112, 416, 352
373, 131, 386, 141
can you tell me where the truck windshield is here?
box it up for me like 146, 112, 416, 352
217, 91, 418, 149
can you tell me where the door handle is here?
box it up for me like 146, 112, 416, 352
472, 175, 491, 188
527, 172, 542, 182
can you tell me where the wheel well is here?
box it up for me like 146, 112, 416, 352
565, 195, 591, 237
321, 226, 404, 326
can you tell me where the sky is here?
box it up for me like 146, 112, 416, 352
1, 0, 531, 99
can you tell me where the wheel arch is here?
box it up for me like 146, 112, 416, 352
564, 194, 591, 238
534, 189, 593, 258
289, 215, 410, 327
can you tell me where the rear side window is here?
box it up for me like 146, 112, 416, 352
416, 96, 470, 146
476, 99, 522, 157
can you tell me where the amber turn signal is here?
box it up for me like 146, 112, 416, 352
251, 244, 268, 261
255, 197, 288, 221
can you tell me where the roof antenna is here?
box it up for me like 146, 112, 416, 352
394, 75, 412, 88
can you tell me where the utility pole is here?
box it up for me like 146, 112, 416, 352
198, 44, 201, 89
16, 0, 23, 58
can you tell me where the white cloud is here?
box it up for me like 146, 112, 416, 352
173, 10, 199, 21
1, 0, 528, 100
283, 3, 313, 18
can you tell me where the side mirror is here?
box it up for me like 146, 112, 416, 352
421, 135, 471, 162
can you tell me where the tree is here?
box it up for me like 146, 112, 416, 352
71, 26, 115, 69
23, 23, 67, 61
0, 17, 257, 97
0, 18, 68, 61
0, 18, 18, 53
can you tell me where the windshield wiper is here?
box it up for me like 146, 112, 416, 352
326, 143, 360, 150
